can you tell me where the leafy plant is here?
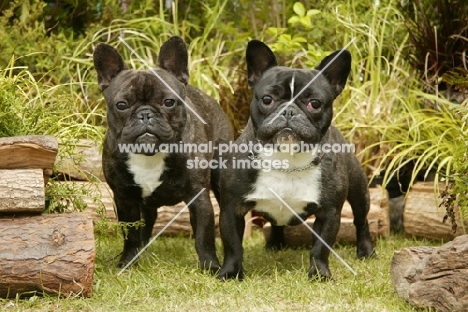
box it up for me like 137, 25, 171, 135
372, 95, 466, 187
399, 0, 468, 88
287, 2, 321, 29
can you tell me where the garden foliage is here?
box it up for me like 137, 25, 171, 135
0, 0, 467, 224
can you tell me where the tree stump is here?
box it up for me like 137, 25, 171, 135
0, 213, 95, 298
390, 235, 468, 312
262, 186, 389, 247
0, 169, 45, 214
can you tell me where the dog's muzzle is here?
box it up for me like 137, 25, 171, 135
273, 127, 301, 146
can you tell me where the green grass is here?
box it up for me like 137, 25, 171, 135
1, 229, 438, 311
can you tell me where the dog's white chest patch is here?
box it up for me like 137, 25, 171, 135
244, 153, 322, 225
126, 152, 168, 198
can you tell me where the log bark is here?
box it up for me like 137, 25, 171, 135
0, 169, 45, 214
0, 213, 95, 298
0, 136, 58, 184
262, 187, 388, 247
391, 235, 468, 312
404, 182, 466, 240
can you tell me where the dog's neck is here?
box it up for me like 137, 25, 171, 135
249, 149, 323, 173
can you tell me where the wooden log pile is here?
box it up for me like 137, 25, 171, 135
0, 136, 95, 298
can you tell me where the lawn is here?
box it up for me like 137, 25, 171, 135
1, 229, 438, 311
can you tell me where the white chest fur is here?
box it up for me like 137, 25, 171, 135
126, 152, 168, 198
244, 152, 322, 225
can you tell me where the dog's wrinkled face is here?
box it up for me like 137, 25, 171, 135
250, 67, 336, 145
246, 40, 351, 146
93, 37, 190, 154
102, 69, 187, 147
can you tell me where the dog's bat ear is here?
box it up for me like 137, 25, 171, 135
246, 40, 278, 87
315, 49, 351, 97
158, 36, 189, 85
93, 43, 127, 91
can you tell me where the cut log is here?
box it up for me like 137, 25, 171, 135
390, 235, 468, 312
0, 213, 95, 298
0, 169, 45, 214
404, 182, 466, 240
55, 139, 104, 181
80, 182, 252, 238
0, 135, 58, 184
262, 187, 388, 247
151, 194, 222, 236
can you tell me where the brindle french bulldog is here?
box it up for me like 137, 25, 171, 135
93, 36, 233, 271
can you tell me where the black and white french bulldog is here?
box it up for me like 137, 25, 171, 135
93, 36, 233, 271
218, 40, 375, 280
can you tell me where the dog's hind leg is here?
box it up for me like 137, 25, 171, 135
141, 208, 157, 244
347, 182, 376, 259
210, 167, 221, 204
265, 225, 286, 251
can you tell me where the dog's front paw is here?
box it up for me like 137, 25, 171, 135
308, 259, 332, 281
117, 248, 139, 268
358, 248, 378, 259
357, 240, 377, 259
199, 258, 221, 274
217, 264, 244, 281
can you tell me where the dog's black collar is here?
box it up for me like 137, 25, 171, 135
248, 151, 323, 173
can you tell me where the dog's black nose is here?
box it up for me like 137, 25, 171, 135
136, 109, 156, 122
281, 107, 295, 118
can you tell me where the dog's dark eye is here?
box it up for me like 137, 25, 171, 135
307, 99, 321, 110
163, 99, 176, 108
261, 95, 274, 105
116, 101, 129, 110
